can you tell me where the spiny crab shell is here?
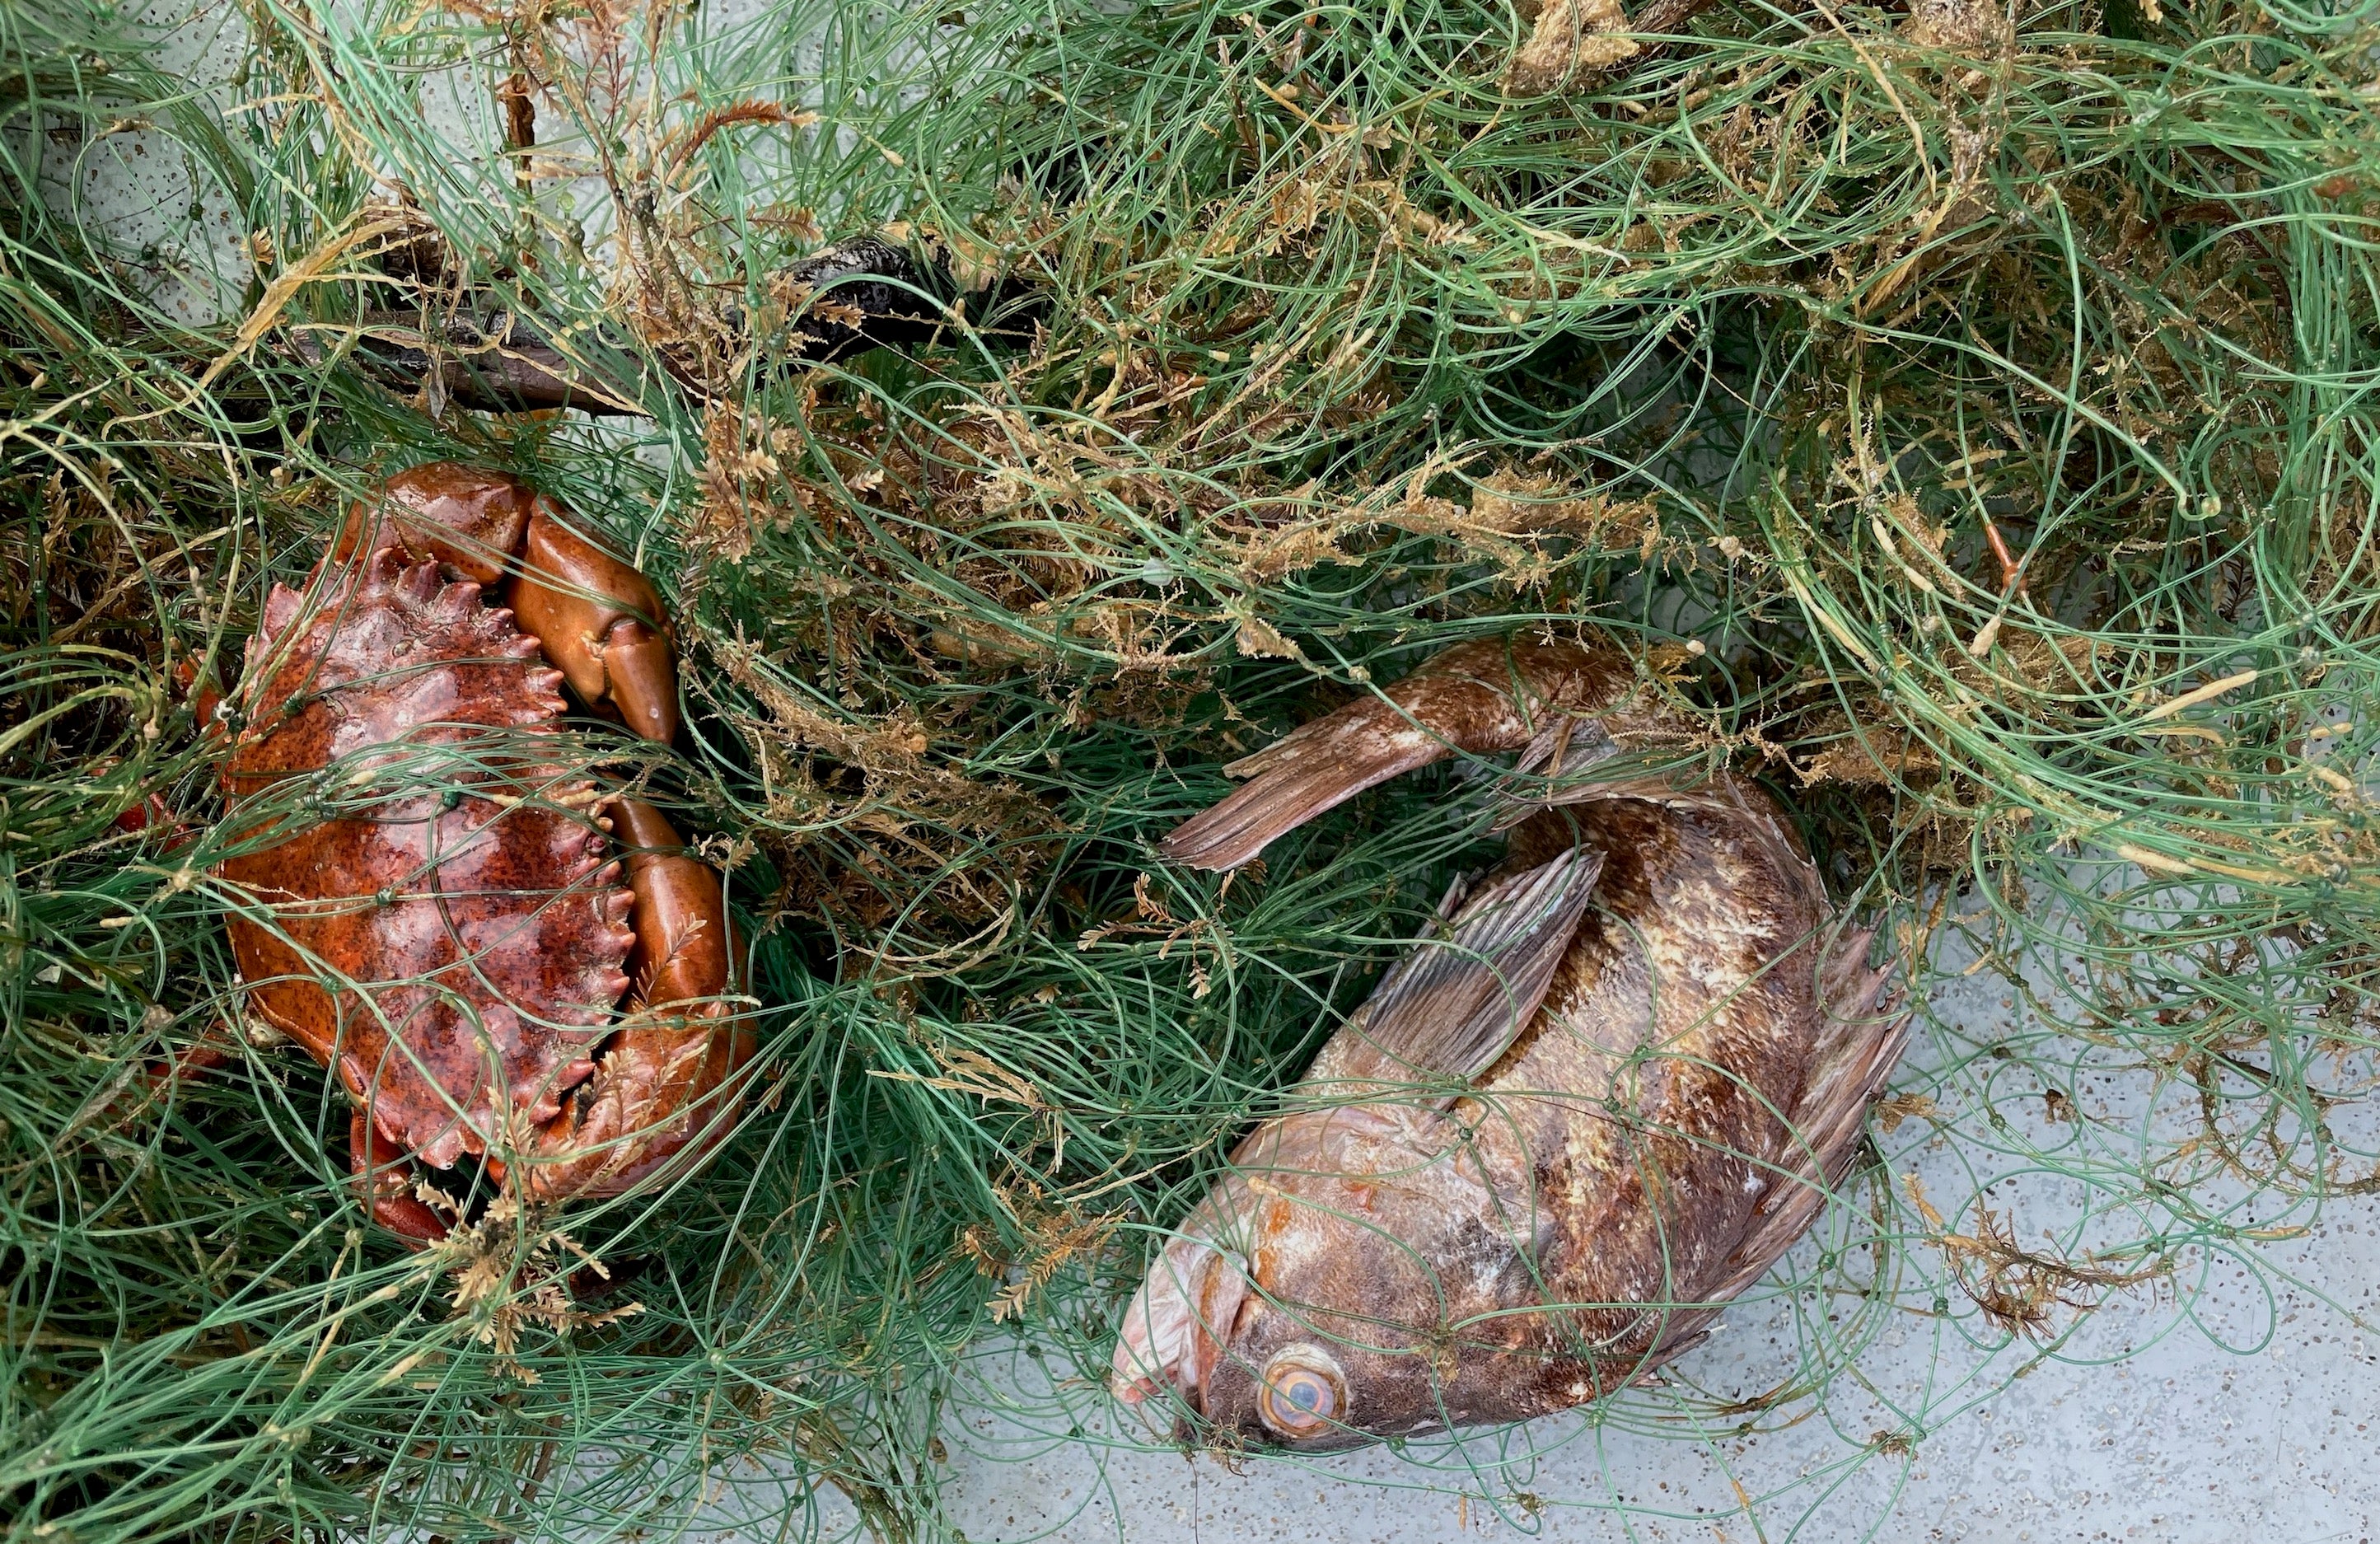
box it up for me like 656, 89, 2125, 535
218, 545, 637, 1176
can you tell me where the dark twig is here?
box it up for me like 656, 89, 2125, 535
284, 236, 1045, 415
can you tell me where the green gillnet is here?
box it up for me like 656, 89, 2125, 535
2, 0, 2377, 1535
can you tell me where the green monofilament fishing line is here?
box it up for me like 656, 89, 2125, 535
2, 0, 2374, 1537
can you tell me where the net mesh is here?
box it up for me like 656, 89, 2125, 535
2, 0, 2374, 1534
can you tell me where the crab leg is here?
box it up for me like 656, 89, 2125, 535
1163, 639, 1634, 872
350, 1107, 454, 1243
516, 798, 752, 1200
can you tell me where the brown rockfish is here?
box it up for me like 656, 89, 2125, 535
1111, 637, 1906, 1450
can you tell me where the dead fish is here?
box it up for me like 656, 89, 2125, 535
1111, 637, 1907, 1450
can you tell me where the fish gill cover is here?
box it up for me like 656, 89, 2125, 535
0, 0, 2373, 1535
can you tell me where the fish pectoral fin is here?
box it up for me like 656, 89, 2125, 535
1340, 845, 1605, 1089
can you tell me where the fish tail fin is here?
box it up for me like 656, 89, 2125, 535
1786, 924, 1912, 1191
1163, 638, 1624, 872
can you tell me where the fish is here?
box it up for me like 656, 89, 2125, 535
1111, 636, 1907, 1450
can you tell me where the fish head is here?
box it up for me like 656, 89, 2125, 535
1112, 1102, 1536, 1450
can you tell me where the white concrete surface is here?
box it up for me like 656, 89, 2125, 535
938, 1230, 2379, 1542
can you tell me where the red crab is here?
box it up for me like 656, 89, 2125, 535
211, 462, 750, 1243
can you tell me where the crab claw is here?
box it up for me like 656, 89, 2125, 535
507, 502, 680, 744
592, 619, 676, 745
516, 798, 750, 1201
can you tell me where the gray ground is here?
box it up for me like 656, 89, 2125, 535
940, 1282, 2380, 1544
932, 1183, 2379, 1544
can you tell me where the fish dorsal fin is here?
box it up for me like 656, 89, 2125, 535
1335, 846, 1606, 1091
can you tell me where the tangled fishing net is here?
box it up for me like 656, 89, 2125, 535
3, 0, 2374, 1534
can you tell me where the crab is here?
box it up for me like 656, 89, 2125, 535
211, 461, 750, 1243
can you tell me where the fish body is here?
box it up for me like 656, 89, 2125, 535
1113, 639, 1905, 1449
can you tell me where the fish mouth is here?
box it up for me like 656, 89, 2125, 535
1110, 1233, 1251, 1415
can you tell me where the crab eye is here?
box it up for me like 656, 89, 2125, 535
1256, 1345, 1349, 1439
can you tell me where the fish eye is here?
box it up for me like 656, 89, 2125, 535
1255, 1345, 1349, 1439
